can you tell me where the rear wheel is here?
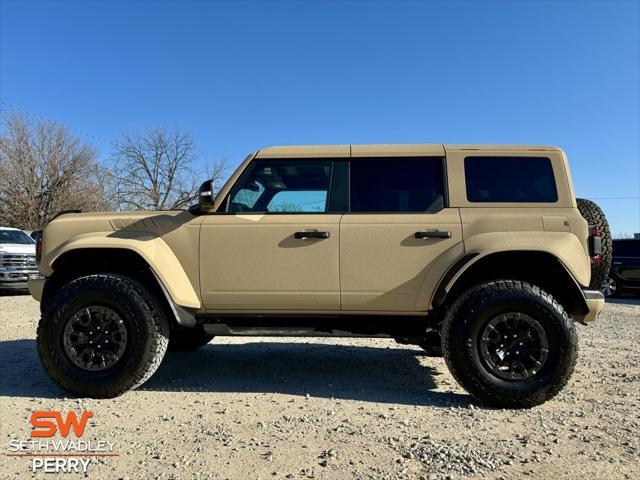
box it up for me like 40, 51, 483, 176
442, 280, 578, 408
577, 198, 612, 289
37, 274, 169, 398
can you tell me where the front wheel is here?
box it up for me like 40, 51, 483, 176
441, 280, 578, 408
37, 274, 170, 398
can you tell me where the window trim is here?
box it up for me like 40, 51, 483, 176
463, 156, 558, 204
327, 160, 349, 213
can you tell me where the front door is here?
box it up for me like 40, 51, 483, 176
200, 158, 341, 311
340, 151, 463, 311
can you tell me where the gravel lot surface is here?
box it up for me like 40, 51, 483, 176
1, 295, 639, 479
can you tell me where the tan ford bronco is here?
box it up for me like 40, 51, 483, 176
29, 145, 610, 408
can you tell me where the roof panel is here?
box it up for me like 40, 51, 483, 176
256, 145, 349, 158
444, 144, 562, 152
255, 144, 563, 159
351, 144, 444, 157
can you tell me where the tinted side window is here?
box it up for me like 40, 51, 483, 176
350, 157, 445, 213
464, 157, 558, 203
228, 160, 332, 213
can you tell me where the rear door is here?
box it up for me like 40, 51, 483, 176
340, 146, 463, 312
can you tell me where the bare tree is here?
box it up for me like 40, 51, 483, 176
0, 113, 109, 230
207, 157, 230, 194
108, 129, 227, 211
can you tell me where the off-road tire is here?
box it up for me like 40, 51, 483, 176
37, 274, 170, 398
577, 198, 612, 289
168, 325, 215, 351
441, 280, 578, 408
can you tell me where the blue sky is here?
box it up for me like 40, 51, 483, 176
1, 0, 638, 234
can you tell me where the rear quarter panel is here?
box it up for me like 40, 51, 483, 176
444, 147, 591, 288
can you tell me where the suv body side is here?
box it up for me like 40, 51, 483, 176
28, 144, 606, 406
199, 144, 591, 315
31, 144, 596, 322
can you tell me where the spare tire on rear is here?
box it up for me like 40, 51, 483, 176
577, 198, 612, 289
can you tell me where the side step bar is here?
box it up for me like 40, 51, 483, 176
197, 314, 430, 338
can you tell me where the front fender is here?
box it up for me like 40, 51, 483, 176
42, 231, 201, 309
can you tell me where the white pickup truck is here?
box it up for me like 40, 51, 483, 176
0, 227, 39, 292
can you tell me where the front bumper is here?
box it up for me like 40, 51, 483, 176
574, 289, 605, 324
27, 277, 46, 302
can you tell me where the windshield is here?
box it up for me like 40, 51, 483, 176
0, 230, 35, 245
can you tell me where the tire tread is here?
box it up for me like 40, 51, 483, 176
577, 198, 612, 289
36, 274, 169, 398
442, 280, 578, 408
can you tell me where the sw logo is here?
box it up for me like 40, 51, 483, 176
8, 411, 117, 473
28, 411, 96, 474
30, 411, 94, 438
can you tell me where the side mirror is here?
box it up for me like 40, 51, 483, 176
198, 179, 216, 212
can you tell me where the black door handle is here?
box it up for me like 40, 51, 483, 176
294, 231, 330, 239
415, 230, 451, 239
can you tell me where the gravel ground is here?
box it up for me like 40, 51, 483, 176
1, 294, 639, 480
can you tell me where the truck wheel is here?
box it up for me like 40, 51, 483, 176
441, 280, 578, 408
168, 325, 215, 351
37, 274, 169, 398
577, 198, 612, 289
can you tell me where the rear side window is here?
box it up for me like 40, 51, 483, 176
464, 156, 558, 203
350, 157, 445, 213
